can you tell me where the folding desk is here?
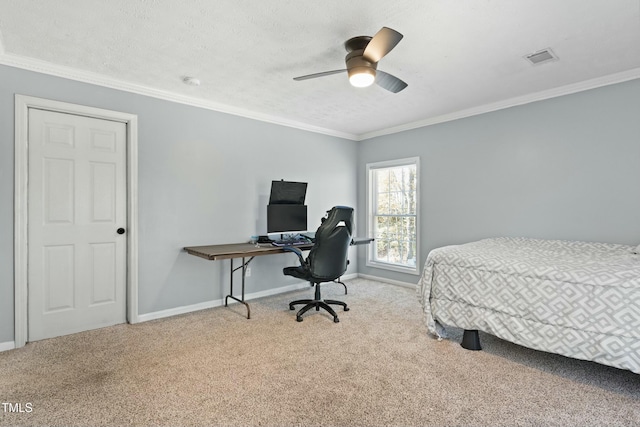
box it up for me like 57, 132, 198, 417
184, 238, 373, 319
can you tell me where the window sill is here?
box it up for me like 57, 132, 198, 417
366, 260, 419, 275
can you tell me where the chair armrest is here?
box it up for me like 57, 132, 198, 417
351, 237, 374, 246
283, 246, 306, 266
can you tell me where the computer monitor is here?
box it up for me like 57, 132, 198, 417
267, 204, 307, 234
269, 180, 307, 205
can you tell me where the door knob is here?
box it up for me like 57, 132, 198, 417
117, 228, 125, 235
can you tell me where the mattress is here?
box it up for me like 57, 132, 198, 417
417, 237, 640, 373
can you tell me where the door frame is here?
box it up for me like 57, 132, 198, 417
14, 95, 139, 348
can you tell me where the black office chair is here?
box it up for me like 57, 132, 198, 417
283, 206, 354, 322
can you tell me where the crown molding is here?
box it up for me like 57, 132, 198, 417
357, 67, 640, 141
0, 53, 359, 141
2, 52, 638, 143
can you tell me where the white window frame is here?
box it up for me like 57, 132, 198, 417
366, 157, 420, 275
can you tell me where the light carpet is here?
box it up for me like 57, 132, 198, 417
1, 278, 639, 426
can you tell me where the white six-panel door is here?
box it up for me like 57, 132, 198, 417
28, 108, 127, 341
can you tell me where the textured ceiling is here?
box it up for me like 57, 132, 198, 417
1, 0, 639, 140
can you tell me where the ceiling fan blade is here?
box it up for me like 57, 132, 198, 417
375, 70, 408, 93
363, 27, 403, 63
293, 69, 347, 81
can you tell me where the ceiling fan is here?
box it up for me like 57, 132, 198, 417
293, 27, 408, 93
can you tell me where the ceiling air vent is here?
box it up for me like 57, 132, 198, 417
524, 48, 558, 65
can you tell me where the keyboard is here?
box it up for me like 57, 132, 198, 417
271, 239, 311, 247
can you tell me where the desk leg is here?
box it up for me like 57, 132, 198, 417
224, 256, 254, 319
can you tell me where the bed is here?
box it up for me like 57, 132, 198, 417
417, 237, 640, 374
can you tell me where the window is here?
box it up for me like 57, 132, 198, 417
366, 157, 419, 274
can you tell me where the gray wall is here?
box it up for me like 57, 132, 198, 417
3, 63, 639, 344
0, 65, 357, 343
357, 78, 640, 284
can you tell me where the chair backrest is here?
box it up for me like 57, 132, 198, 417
307, 206, 354, 281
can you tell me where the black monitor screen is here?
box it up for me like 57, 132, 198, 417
269, 180, 307, 205
267, 204, 307, 233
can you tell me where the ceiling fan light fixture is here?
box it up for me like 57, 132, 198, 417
348, 67, 375, 88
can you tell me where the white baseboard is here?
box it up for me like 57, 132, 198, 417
137, 281, 311, 323
357, 273, 417, 289
1, 282, 317, 348
340, 273, 358, 281
2, 275, 389, 344
0, 341, 16, 352
137, 299, 224, 323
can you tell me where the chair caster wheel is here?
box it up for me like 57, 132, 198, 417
333, 317, 340, 323
344, 307, 350, 311
296, 317, 303, 322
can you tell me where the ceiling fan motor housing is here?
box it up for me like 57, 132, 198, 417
346, 49, 377, 80
344, 36, 372, 52
345, 36, 378, 81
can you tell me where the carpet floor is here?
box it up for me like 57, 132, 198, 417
1, 278, 639, 426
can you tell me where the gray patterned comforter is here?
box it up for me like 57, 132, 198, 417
417, 237, 640, 373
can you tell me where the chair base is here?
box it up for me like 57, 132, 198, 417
289, 298, 349, 322
289, 282, 349, 322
